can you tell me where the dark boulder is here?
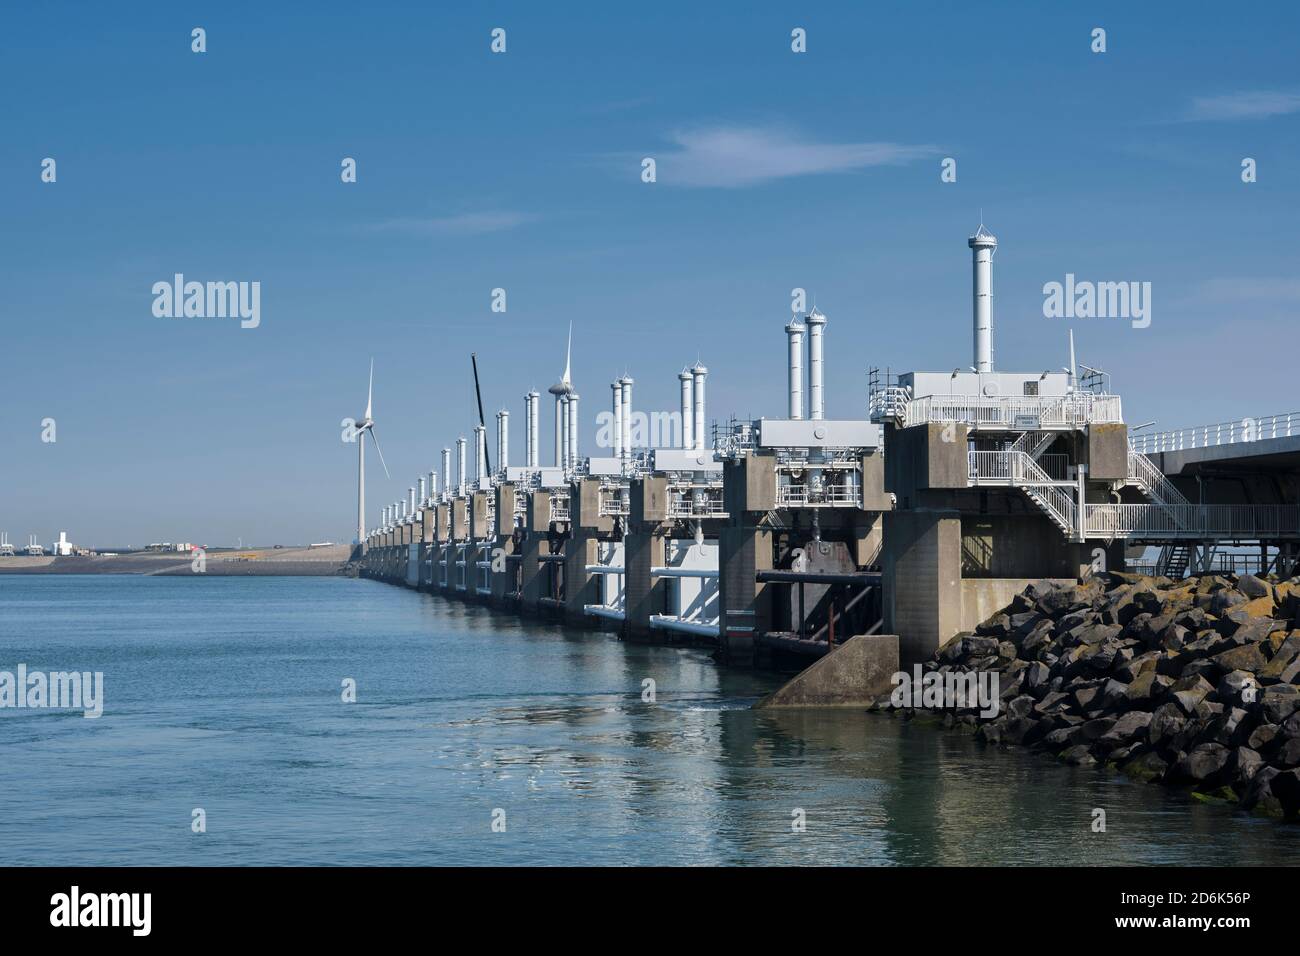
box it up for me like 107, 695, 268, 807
1268, 769, 1300, 817
1227, 747, 1264, 789
1148, 702, 1188, 748
1023, 661, 1051, 694
1168, 674, 1214, 715
1241, 766, 1283, 815
1171, 743, 1231, 785
1098, 710, 1152, 747
1216, 670, 1259, 707
1247, 723, 1281, 753
1206, 642, 1268, 671
975, 613, 1011, 637
1060, 744, 1097, 766
1238, 574, 1271, 600
1275, 737, 1300, 768
1262, 684, 1300, 723
1120, 750, 1169, 782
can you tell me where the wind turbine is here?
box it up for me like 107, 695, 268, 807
547, 322, 574, 467
355, 359, 389, 553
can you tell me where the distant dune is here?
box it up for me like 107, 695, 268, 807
0, 544, 353, 576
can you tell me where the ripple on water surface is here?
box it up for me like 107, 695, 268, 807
1, 576, 1299, 865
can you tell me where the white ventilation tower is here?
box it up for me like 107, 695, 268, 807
441, 447, 452, 499
611, 380, 624, 459
969, 224, 997, 373
567, 392, 580, 470
497, 409, 509, 472
563, 396, 574, 470
408, 486, 416, 516
786, 317, 805, 420
525, 390, 539, 469
619, 376, 633, 461
473, 425, 487, 483
678, 369, 694, 450
428, 471, 438, 503
455, 436, 467, 493
418, 476, 426, 506
550, 387, 567, 467
807, 307, 826, 420
691, 363, 707, 452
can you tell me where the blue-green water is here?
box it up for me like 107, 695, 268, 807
1, 576, 1298, 865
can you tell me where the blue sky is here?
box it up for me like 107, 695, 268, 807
3, 1, 1298, 546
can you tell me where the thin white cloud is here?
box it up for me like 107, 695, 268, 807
1187, 91, 1300, 121
654, 125, 939, 188
366, 211, 536, 236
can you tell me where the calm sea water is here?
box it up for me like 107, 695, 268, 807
1, 575, 1298, 866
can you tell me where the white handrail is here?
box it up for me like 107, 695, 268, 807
1084, 503, 1300, 539
1131, 412, 1300, 454
904, 393, 1123, 429
1127, 449, 1190, 507
968, 450, 1077, 534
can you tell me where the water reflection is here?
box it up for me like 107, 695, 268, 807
2, 576, 1298, 866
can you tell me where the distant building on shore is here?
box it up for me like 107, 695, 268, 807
144, 541, 193, 552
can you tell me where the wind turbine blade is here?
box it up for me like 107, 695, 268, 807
368, 426, 390, 479
562, 321, 572, 386
365, 358, 374, 420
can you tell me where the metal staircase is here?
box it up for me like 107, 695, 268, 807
1128, 449, 1190, 507
1154, 543, 1191, 579
968, 450, 1076, 536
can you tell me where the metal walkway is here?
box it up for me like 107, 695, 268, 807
968, 448, 1300, 543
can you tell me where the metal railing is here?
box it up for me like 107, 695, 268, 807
904, 393, 1123, 430
666, 483, 728, 519
1036, 453, 1069, 480
775, 482, 862, 508
598, 485, 630, 517
1133, 551, 1272, 578
713, 419, 756, 459
599, 498, 630, 517
1130, 412, 1300, 454
968, 450, 1077, 535
868, 384, 912, 423
1083, 503, 1300, 540
1127, 449, 1190, 507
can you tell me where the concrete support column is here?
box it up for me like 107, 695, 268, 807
624, 529, 666, 639
854, 513, 885, 569
718, 524, 774, 666
520, 490, 553, 614
420, 510, 437, 587
490, 483, 519, 604
470, 492, 490, 541
440, 542, 454, 592
882, 509, 962, 667
564, 532, 600, 626
490, 536, 517, 604
451, 498, 468, 543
